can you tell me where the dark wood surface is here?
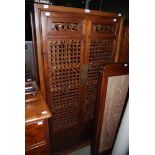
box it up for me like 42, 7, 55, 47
117, 23, 129, 63
92, 63, 129, 155
26, 120, 47, 147
25, 89, 52, 155
32, 4, 124, 154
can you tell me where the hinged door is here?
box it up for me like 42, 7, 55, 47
80, 14, 123, 141
40, 11, 86, 153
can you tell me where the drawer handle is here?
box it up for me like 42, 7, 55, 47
37, 121, 43, 125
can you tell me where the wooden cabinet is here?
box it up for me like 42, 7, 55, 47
31, 4, 124, 154
25, 120, 49, 155
25, 90, 51, 155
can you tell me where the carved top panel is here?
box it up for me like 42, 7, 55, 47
48, 22, 79, 32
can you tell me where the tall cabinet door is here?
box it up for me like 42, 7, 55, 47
80, 15, 123, 141
40, 11, 86, 153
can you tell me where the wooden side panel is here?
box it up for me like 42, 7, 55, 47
99, 75, 129, 152
92, 64, 129, 155
117, 25, 129, 63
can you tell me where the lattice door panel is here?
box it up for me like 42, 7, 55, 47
51, 88, 79, 131
84, 39, 115, 121
89, 40, 114, 65
49, 68, 79, 92
84, 84, 98, 121
40, 11, 85, 152
83, 16, 121, 122
48, 40, 81, 66
47, 39, 81, 131
87, 64, 100, 84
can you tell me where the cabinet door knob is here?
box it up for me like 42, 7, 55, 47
37, 121, 43, 125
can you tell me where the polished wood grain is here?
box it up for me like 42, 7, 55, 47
30, 11, 39, 85
32, 3, 124, 154
34, 4, 47, 100
92, 64, 129, 155
26, 120, 47, 147
25, 90, 52, 124
117, 22, 129, 63
114, 17, 124, 62
26, 142, 48, 155
25, 89, 52, 155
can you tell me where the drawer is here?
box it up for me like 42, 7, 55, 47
26, 142, 48, 155
25, 120, 47, 147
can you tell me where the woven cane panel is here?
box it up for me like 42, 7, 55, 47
89, 40, 113, 64
47, 39, 81, 130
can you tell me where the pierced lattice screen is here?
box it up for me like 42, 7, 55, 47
47, 39, 81, 130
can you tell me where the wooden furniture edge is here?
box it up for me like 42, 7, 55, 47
34, 3, 125, 17
92, 63, 129, 155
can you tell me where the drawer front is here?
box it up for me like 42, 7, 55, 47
26, 143, 48, 155
25, 120, 47, 147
